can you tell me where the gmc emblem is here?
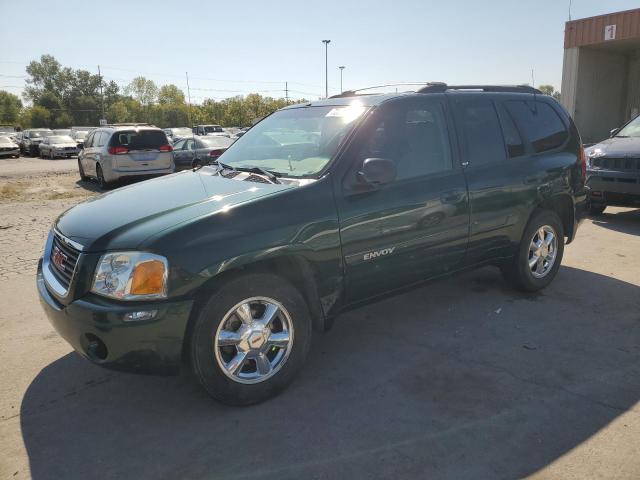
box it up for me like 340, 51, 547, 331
52, 246, 67, 271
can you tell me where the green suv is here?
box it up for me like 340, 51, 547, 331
37, 84, 588, 405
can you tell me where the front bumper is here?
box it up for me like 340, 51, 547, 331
0, 148, 19, 157
37, 258, 194, 374
587, 170, 640, 207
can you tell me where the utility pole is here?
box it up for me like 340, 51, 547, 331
338, 66, 345, 93
285, 81, 289, 103
98, 65, 105, 122
185, 72, 193, 127
322, 40, 331, 98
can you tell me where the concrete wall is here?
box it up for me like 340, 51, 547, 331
560, 48, 580, 116
573, 48, 627, 143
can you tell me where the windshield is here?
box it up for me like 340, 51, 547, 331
49, 135, 74, 143
204, 126, 223, 133
617, 115, 640, 137
172, 128, 192, 136
201, 136, 233, 148
30, 131, 52, 138
219, 103, 367, 177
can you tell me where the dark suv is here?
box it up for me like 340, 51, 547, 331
37, 84, 587, 405
585, 114, 640, 214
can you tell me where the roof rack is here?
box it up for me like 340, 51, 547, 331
330, 83, 433, 98
102, 123, 154, 127
417, 83, 541, 94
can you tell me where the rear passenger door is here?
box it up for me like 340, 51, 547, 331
81, 131, 96, 175
336, 96, 470, 303
451, 95, 527, 264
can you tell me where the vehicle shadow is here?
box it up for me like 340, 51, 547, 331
20, 266, 640, 479
75, 179, 102, 194
591, 208, 640, 236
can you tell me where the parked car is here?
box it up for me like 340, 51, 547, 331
38, 135, 79, 159
163, 127, 193, 143
70, 129, 90, 149
37, 84, 587, 405
172, 135, 234, 170
585, 114, 640, 214
0, 136, 20, 158
193, 124, 227, 136
77, 125, 174, 189
21, 128, 53, 156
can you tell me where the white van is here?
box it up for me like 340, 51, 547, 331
78, 125, 174, 189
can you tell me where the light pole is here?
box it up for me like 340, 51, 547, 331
322, 39, 331, 98
338, 66, 345, 93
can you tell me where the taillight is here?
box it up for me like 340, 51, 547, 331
159, 144, 173, 152
209, 148, 226, 158
108, 146, 129, 155
579, 145, 587, 183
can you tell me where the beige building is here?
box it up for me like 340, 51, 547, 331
561, 8, 640, 143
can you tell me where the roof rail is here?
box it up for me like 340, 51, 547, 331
101, 123, 155, 128
329, 83, 434, 98
417, 83, 542, 94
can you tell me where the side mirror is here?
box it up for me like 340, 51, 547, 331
357, 157, 396, 186
610, 128, 620, 137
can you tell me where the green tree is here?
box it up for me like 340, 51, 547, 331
0, 90, 23, 123
22, 105, 52, 128
538, 84, 561, 100
125, 77, 158, 106
158, 84, 185, 105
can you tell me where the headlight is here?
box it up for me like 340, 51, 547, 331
92, 252, 168, 300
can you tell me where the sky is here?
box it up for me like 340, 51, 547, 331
0, 0, 639, 103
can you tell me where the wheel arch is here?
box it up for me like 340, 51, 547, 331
181, 253, 329, 367
534, 193, 575, 243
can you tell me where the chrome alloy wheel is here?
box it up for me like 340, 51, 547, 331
528, 225, 558, 278
214, 297, 294, 384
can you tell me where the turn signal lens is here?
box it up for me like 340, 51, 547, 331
130, 260, 166, 296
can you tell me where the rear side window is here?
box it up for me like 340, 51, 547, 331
110, 130, 168, 151
84, 132, 95, 147
96, 132, 108, 147
453, 98, 506, 166
505, 101, 568, 153
496, 103, 525, 158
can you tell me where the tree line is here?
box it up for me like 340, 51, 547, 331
0, 55, 305, 129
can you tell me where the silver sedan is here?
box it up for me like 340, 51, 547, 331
38, 135, 79, 159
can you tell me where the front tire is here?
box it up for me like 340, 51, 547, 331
502, 210, 564, 292
589, 203, 606, 216
190, 273, 312, 405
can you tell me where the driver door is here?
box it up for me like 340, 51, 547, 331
335, 96, 470, 303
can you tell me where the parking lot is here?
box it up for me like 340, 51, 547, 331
0, 155, 638, 479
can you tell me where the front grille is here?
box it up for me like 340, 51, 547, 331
49, 233, 81, 291
64, 147, 76, 151
592, 157, 640, 171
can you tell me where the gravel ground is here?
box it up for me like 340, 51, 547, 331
0, 158, 639, 479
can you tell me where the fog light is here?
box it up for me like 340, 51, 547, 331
124, 310, 158, 322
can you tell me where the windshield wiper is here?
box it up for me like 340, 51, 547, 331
234, 166, 281, 184
194, 159, 236, 172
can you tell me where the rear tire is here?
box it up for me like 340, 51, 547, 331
190, 273, 312, 406
96, 164, 111, 190
78, 159, 88, 181
589, 204, 606, 216
501, 210, 564, 292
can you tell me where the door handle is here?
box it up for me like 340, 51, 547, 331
441, 191, 464, 204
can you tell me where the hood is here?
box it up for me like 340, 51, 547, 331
56, 169, 294, 251
52, 142, 78, 148
586, 136, 640, 157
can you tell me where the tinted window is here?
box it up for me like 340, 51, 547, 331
110, 130, 168, 151
357, 100, 452, 180
496, 103, 525, 158
454, 98, 506, 165
505, 101, 568, 153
